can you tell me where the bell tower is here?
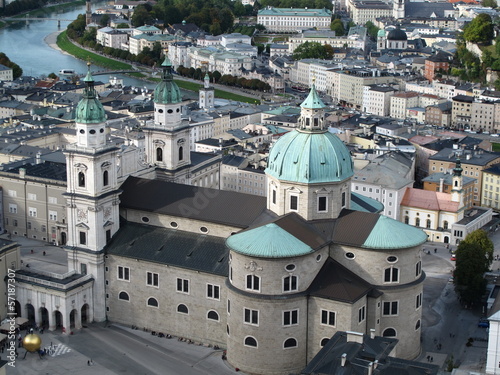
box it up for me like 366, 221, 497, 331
64, 63, 121, 322
451, 158, 464, 207
144, 55, 191, 180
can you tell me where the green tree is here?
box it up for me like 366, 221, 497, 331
293, 41, 331, 60
463, 13, 494, 44
365, 21, 380, 39
48, 73, 57, 79
483, 0, 497, 8
100, 14, 110, 27
131, 5, 154, 27
330, 19, 344, 35
454, 229, 493, 305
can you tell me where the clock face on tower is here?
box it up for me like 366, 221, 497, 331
77, 209, 88, 222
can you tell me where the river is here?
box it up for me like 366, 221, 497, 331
0, 2, 157, 89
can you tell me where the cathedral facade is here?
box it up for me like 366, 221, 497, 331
15, 58, 427, 375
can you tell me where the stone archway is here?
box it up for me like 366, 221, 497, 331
40, 307, 49, 329
69, 309, 77, 329
14, 301, 21, 318
26, 304, 35, 324
60, 232, 67, 245
81, 304, 89, 326
54, 310, 63, 330
444, 236, 450, 244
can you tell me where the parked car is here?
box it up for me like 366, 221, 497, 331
450, 255, 456, 261
478, 319, 489, 328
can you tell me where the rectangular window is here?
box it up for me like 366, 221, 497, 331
49, 211, 57, 221
283, 275, 297, 292
321, 309, 336, 326
290, 195, 298, 211
79, 231, 86, 245
8, 204, 17, 214
8, 190, 16, 197
177, 278, 189, 293
283, 309, 298, 326
246, 274, 260, 291
147, 272, 159, 287
13, 219, 17, 227
382, 301, 398, 316
118, 266, 130, 281
416, 293, 422, 309
28, 207, 37, 217
81, 263, 87, 275
318, 196, 327, 212
415, 261, 422, 277
48, 196, 57, 204
244, 308, 259, 325
28, 193, 36, 200
272, 189, 276, 204
358, 306, 366, 323
207, 284, 220, 300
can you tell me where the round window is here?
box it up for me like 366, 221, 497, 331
316, 254, 322, 262
167, 109, 173, 114
141, 216, 150, 223
345, 252, 355, 259
200, 226, 208, 233
285, 264, 296, 272
79, 129, 85, 134
387, 256, 398, 263
100, 128, 104, 133
176, 108, 180, 112
170, 221, 178, 228
89, 129, 96, 134
158, 109, 163, 113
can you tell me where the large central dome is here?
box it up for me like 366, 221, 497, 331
266, 130, 353, 184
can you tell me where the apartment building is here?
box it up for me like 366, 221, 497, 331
290, 59, 336, 91
347, 0, 392, 25
482, 163, 500, 210
329, 68, 395, 109
390, 92, 420, 120
362, 84, 396, 116
96, 27, 129, 49
257, 7, 332, 32
451, 95, 473, 130
187, 47, 252, 76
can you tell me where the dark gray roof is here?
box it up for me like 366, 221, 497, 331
309, 258, 379, 303
429, 148, 500, 166
106, 221, 229, 276
1, 161, 67, 181
405, 2, 454, 18
120, 176, 269, 228
302, 331, 439, 375
222, 154, 246, 167
332, 209, 380, 247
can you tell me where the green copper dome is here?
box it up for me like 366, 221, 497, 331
377, 29, 386, 38
266, 130, 353, 184
75, 64, 106, 124
154, 56, 182, 104
227, 223, 313, 258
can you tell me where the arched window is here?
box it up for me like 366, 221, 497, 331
443, 221, 449, 230
179, 146, 183, 161
207, 310, 219, 321
426, 219, 431, 229
284, 338, 297, 348
156, 147, 163, 162
147, 297, 158, 307
404, 216, 409, 224
244, 336, 257, 347
177, 304, 188, 314
246, 274, 260, 291
415, 217, 420, 227
382, 328, 396, 337
118, 291, 129, 301
103, 170, 109, 186
283, 275, 298, 292
415, 320, 421, 330
454, 180, 458, 187
384, 267, 399, 283
78, 172, 85, 187
320, 338, 329, 347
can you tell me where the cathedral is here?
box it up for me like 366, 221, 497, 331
14, 58, 427, 375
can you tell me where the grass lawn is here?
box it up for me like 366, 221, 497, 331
492, 142, 500, 152
482, 44, 498, 59
57, 31, 132, 70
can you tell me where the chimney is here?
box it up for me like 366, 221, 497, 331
346, 331, 364, 343
368, 362, 374, 375
36, 151, 42, 165
19, 168, 26, 179
370, 329, 375, 339
374, 360, 379, 369
439, 178, 444, 193
341, 353, 347, 367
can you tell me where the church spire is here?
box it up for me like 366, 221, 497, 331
297, 80, 327, 133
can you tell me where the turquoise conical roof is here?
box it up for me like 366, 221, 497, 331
154, 56, 182, 104
75, 63, 106, 124
362, 215, 427, 249
226, 223, 313, 258
300, 83, 325, 109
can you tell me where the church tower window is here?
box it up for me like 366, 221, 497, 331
179, 146, 183, 161
78, 172, 86, 187
290, 195, 298, 211
318, 196, 327, 212
103, 170, 109, 186
156, 147, 163, 162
